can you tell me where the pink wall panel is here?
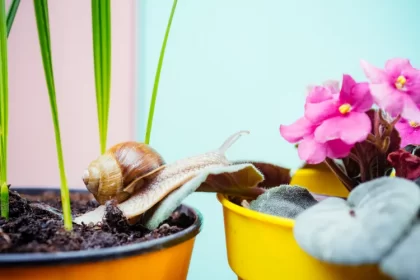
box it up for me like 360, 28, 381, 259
6, 0, 136, 188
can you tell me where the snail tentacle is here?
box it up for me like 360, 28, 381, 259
218, 130, 250, 154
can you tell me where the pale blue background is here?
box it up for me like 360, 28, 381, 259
136, 1, 420, 279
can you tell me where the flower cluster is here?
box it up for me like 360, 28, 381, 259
280, 58, 420, 164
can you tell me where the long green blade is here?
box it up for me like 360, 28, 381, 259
0, 182, 8, 219
91, 0, 111, 154
0, 0, 8, 185
6, 0, 20, 36
33, 0, 72, 230
0, 0, 19, 219
144, 0, 178, 144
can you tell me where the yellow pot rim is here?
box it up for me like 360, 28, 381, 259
1, 187, 203, 268
217, 193, 295, 228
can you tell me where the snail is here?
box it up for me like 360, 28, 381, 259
74, 130, 271, 227
82, 141, 166, 204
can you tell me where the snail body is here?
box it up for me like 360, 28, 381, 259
82, 141, 165, 204
76, 131, 255, 225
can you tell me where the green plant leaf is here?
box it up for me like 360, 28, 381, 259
91, 0, 111, 154
380, 220, 420, 280
249, 185, 318, 219
0, 0, 20, 219
144, 0, 178, 144
6, 0, 20, 37
293, 177, 420, 264
33, 0, 72, 230
144, 163, 264, 230
232, 161, 291, 188
0, 182, 8, 219
0, 0, 8, 186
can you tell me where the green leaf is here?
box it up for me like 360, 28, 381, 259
144, 163, 264, 230
0, 182, 8, 219
249, 185, 317, 219
144, 0, 178, 144
33, 0, 72, 231
0, 0, 21, 219
91, 0, 111, 154
0, 0, 8, 185
6, 0, 20, 37
293, 177, 420, 264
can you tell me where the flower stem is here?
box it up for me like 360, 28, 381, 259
324, 158, 354, 192
354, 143, 368, 182
144, 0, 178, 144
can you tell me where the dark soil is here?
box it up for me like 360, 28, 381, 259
0, 189, 194, 253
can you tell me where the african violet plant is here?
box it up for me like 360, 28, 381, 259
246, 58, 420, 280
279, 58, 420, 189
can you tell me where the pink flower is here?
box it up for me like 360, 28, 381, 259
361, 58, 420, 122
395, 118, 420, 147
280, 117, 353, 164
305, 74, 373, 145
303, 83, 339, 124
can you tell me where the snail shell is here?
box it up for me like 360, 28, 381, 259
82, 142, 165, 204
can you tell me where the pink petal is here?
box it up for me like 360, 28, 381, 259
401, 129, 420, 147
384, 58, 412, 77
306, 86, 334, 103
339, 74, 373, 112
402, 67, 420, 103
314, 112, 371, 145
360, 59, 388, 83
339, 74, 356, 98
306, 81, 340, 98
326, 139, 354, 159
401, 95, 420, 123
297, 137, 327, 164
305, 85, 315, 95
304, 86, 338, 123
351, 82, 374, 112
369, 83, 404, 117
322, 80, 340, 93
279, 117, 315, 143
395, 119, 420, 147
304, 99, 338, 124
395, 118, 412, 134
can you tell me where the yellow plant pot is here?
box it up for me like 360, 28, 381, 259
0, 188, 203, 280
290, 166, 395, 197
218, 194, 390, 280
290, 168, 349, 197
217, 168, 391, 280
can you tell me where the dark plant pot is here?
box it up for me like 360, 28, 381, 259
0, 187, 203, 280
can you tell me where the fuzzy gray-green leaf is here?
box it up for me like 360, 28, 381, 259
293, 177, 420, 264
250, 185, 317, 219
144, 163, 263, 230
380, 221, 420, 280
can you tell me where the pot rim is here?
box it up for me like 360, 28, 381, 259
0, 187, 203, 267
217, 193, 295, 228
